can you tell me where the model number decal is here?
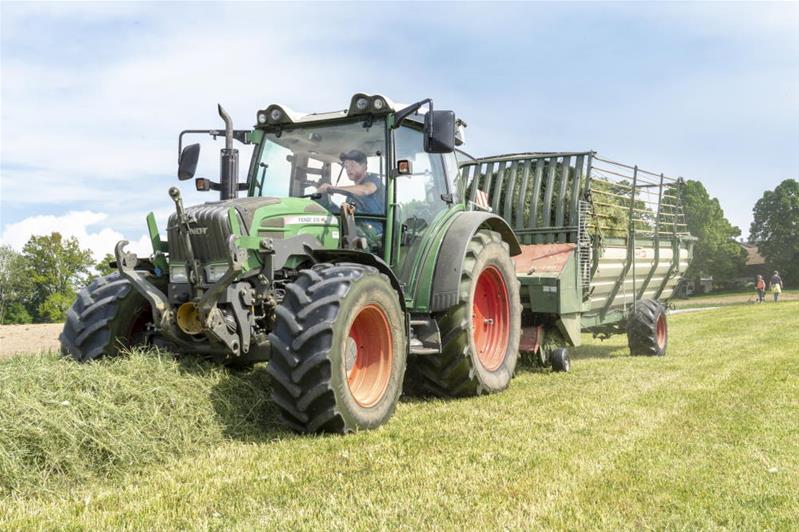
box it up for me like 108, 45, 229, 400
283, 216, 335, 225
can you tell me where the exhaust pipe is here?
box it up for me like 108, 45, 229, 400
218, 104, 239, 200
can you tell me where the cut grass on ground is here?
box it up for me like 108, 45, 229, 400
1, 303, 797, 529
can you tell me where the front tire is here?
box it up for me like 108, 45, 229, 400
416, 230, 521, 396
60, 273, 152, 362
267, 263, 407, 433
627, 299, 668, 356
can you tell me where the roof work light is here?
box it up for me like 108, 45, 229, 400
347, 93, 395, 116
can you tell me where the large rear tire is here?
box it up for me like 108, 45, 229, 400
415, 230, 521, 396
60, 273, 152, 362
267, 263, 407, 433
627, 299, 668, 356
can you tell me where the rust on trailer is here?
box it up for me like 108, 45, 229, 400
514, 243, 576, 275
519, 323, 543, 352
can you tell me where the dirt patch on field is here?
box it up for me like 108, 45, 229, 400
0, 323, 62, 359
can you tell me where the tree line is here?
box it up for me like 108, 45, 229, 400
683, 178, 798, 287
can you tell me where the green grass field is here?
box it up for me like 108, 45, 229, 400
671, 288, 798, 308
1, 301, 797, 529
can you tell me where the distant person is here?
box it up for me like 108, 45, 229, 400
755, 275, 766, 303
769, 271, 783, 302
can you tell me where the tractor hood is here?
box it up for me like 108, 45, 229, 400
167, 196, 339, 265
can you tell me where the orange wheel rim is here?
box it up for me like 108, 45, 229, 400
656, 314, 667, 349
346, 304, 393, 407
472, 266, 510, 371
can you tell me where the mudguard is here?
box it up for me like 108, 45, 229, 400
429, 212, 521, 313
308, 248, 407, 313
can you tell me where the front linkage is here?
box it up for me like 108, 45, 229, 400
114, 189, 276, 362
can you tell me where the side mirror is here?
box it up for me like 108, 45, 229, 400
424, 110, 456, 154
178, 143, 201, 180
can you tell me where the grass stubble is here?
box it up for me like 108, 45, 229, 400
0, 302, 797, 529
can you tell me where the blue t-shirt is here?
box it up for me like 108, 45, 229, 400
350, 173, 385, 215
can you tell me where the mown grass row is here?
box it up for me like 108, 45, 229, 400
0, 350, 278, 497
1, 302, 797, 529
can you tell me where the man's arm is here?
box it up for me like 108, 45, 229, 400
318, 182, 377, 197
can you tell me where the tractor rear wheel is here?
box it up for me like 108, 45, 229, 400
60, 273, 152, 362
627, 299, 668, 356
267, 263, 406, 433
416, 230, 521, 396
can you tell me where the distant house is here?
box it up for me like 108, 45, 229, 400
735, 243, 773, 285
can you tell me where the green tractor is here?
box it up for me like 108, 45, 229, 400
60, 94, 524, 433
60, 93, 694, 433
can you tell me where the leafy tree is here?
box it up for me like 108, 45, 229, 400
749, 179, 799, 285
2, 302, 32, 324
20, 233, 94, 323
38, 292, 77, 323
94, 253, 117, 278
0, 245, 32, 324
681, 180, 746, 282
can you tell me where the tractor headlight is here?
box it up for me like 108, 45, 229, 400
372, 97, 385, 111
170, 264, 189, 283
355, 97, 369, 111
270, 108, 283, 122
205, 263, 228, 283
257, 111, 268, 124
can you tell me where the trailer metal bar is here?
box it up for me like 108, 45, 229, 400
474, 151, 593, 163
528, 159, 544, 244
654, 181, 685, 300
592, 156, 681, 182
638, 173, 664, 299
503, 160, 519, 221
541, 158, 557, 243
570, 155, 585, 228
491, 161, 507, 213
515, 159, 532, 230
601, 165, 638, 319
555, 156, 571, 241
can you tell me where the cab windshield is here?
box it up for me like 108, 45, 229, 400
249, 118, 387, 214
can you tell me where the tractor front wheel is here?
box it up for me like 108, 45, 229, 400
60, 273, 152, 362
267, 263, 406, 433
416, 229, 521, 396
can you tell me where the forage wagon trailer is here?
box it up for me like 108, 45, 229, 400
457, 152, 696, 370
60, 93, 695, 433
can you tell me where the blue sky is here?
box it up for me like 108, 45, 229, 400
1, 1, 797, 258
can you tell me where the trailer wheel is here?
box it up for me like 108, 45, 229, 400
416, 230, 521, 396
550, 347, 571, 372
60, 273, 152, 362
267, 263, 406, 433
627, 299, 668, 356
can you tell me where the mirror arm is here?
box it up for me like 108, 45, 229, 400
177, 129, 251, 161
393, 98, 432, 128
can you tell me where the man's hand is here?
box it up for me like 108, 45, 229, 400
317, 183, 334, 194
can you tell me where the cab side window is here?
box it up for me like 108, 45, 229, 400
393, 127, 449, 228
392, 126, 450, 282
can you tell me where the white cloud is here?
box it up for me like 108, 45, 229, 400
0, 211, 152, 261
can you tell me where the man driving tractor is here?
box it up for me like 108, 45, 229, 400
317, 149, 385, 252
316, 149, 385, 214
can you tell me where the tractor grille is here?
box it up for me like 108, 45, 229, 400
167, 197, 279, 262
